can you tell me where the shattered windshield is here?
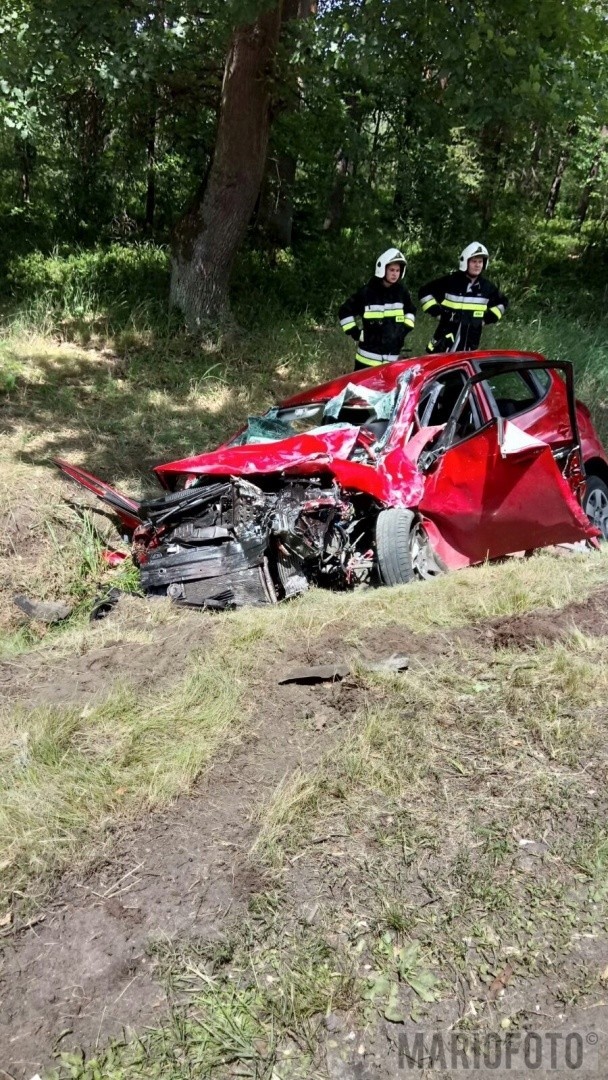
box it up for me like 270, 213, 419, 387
231, 371, 416, 449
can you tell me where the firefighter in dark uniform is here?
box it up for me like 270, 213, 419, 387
418, 242, 508, 353
339, 247, 416, 370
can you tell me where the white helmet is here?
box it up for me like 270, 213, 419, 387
459, 242, 489, 272
375, 247, 407, 279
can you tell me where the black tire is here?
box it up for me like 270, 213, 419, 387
375, 508, 416, 585
583, 475, 608, 541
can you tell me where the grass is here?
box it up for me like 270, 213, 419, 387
54, 928, 360, 1080
47, 624, 608, 1078
253, 634, 608, 865
2, 296, 608, 1076
0, 642, 249, 910
5, 549, 606, 917
244, 630, 608, 1042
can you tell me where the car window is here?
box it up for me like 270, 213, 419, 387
275, 403, 327, 431
481, 367, 547, 419
418, 370, 467, 426
534, 368, 552, 391
417, 369, 480, 443
277, 402, 380, 433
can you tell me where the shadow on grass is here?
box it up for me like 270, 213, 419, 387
3, 305, 608, 497
1, 320, 354, 492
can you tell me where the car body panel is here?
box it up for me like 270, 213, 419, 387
54, 459, 144, 530
153, 424, 424, 505
154, 426, 362, 481
418, 419, 596, 569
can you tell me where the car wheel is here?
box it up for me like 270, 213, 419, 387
583, 475, 608, 540
375, 508, 416, 585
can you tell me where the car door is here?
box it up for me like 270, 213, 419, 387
417, 361, 596, 566
474, 359, 573, 449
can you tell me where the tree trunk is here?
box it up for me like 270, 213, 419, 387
519, 124, 542, 196
477, 124, 505, 230
16, 136, 35, 205
322, 149, 352, 232
368, 108, 383, 187
256, 0, 316, 249
323, 86, 367, 234
545, 124, 577, 219
545, 149, 568, 218
577, 138, 605, 229
258, 153, 297, 248
171, 3, 284, 329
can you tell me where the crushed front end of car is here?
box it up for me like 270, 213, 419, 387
54, 370, 423, 610
130, 475, 368, 609
131, 375, 425, 608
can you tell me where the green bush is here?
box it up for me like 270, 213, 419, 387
6, 243, 170, 311
233, 231, 425, 324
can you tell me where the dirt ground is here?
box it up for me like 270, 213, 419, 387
2, 587, 608, 1077
0, 596, 213, 709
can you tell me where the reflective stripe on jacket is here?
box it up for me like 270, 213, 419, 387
339, 278, 416, 365
418, 270, 508, 353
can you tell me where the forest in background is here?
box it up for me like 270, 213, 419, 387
0, 0, 607, 331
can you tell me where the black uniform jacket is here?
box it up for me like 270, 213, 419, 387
339, 277, 416, 366
418, 270, 508, 352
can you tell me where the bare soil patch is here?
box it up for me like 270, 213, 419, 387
6, 581, 605, 716
0, 597, 214, 709
2, 585, 608, 1075
484, 583, 608, 650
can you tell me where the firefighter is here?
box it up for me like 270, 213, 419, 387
418, 243, 508, 353
339, 247, 416, 370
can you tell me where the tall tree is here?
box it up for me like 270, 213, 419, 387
170, 1, 284, 327
576, 128, 607, 229
256, 0, 317, 249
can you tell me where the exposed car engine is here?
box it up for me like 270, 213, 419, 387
132, 477, 372, 609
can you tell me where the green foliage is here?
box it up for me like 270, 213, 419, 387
0, 0, 607, 321
0, 341, 20, 391
6, 243, 169, 307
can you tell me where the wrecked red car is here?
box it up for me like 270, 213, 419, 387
56, 350, 608, 609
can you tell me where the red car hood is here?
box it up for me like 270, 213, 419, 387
154, 426, 360, 478
153, 425, 424, 507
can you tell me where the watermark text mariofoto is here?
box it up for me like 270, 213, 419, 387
398, 1029, 600, 1073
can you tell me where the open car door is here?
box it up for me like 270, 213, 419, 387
417, 361, 598, 569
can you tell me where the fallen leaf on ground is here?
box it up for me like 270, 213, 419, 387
488, 964, 514, 1000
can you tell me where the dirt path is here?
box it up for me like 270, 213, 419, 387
0, 669, 361, 1075
2, 589, 608, 1076
0, 598, 214, 709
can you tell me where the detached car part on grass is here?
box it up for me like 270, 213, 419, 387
56, 351, 608, 611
